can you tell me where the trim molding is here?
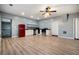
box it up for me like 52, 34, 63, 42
0, 37, 1, 40
58, 36, 74, 39
74, 38, 79, 40
12, 36, 18, 38
52, 35, 58, 37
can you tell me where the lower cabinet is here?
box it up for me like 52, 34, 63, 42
26, 30, 33, 36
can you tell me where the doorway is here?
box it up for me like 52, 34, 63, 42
1, 19, 12, 38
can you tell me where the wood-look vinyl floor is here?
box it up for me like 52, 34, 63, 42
0, 35, 79, 55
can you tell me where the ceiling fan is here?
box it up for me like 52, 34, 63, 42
40, 6, 56, 15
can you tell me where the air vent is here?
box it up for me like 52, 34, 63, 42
63, 31, 67, 34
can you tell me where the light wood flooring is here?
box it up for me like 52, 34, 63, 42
0, 35, 79, 55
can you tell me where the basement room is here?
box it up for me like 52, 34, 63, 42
0, 4, 79, 55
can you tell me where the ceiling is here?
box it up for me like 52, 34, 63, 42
0, 4, 79, 20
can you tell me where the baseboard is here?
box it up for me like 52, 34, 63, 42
74, 38, 79, 40
12, 36, 18, 38
52, 35, 58, 37
0, 37, 1, 39
58, 36, 74, 39
0, 37, 1, 42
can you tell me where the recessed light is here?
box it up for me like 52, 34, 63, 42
37, 17, 40, 20
21, 12, 25, 15
30, 16, 33, 18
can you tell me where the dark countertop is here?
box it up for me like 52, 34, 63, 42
25, 27, 50, 30
26, 28, 51, 30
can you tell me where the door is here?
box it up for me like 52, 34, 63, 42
51, 21, 58, 35
75, 18, 79, 39
1, 22, 12, 38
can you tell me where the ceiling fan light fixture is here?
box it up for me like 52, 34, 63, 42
40, 6, 56, 16
44, 13, 49, 18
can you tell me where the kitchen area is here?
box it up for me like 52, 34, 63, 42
0, 12, 51, 38
25, 24, 51, 36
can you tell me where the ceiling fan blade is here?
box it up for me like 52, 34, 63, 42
49, 13, 51, 15
40, 10, 45, 12
50, 10, 56, 12
42, 13, 45, 15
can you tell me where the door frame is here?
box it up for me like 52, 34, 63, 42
1, 18, 12, 38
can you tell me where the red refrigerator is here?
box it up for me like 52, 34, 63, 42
18, 24, 25, 37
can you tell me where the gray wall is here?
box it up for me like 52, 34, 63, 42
38, 20, 51, 29
58, 13, 79, 39
1, 12, 38, 38
38, 13, 79, 39
58, 18, 74, 39
1, 12, 79, 39
38, 19, 59, 35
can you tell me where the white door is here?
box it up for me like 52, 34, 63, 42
75, 18, 79, 39
51, 21, 58, 35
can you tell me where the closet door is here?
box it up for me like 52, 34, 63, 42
1, 18, 12, 38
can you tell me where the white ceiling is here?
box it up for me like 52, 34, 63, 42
0, 4, 79, 20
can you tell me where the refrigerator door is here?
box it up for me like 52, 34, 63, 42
19, 24, 25, 37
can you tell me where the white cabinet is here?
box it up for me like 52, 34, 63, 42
46, 30, 50, 35
26, 30, 33, 36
